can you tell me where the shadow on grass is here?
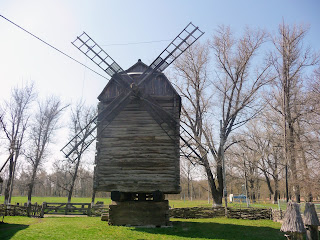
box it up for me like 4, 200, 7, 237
0, 222, 29, 240
132, 221, 284, 240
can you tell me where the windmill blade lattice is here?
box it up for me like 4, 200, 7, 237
61, 121, 97, 163
141, 96, 209, 164
61, 91, 134, 161
137, 22, 204, 86
179, 125, 209, 165
72, 32, 124, 79
149, 22, 204, 72
61, 115, 97, 161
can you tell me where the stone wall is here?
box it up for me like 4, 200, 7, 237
0, 203, 42, 217
169, 207, 225, 219
271, 209, 284, 222
169, 207, 273, 220
228, 208, 271, 220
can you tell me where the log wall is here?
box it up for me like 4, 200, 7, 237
94, 61, 181, 194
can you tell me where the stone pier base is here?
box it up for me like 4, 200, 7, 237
108, 200, 170, 227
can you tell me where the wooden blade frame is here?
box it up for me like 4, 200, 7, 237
141, 96, 209, 164
137, 22, 204, 87
72, 32, 131, 89
61, 90, 133, 162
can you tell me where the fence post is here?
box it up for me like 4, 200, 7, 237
88, 204, 92, 216
65, 203, 68, 215
40, 202, 46, 218
27, 203, 31, 217
33, 203, 38, 216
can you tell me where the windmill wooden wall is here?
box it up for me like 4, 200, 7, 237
94, 60, 181, 194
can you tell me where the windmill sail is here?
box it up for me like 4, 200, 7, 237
141, 96, 209, 164
61, 91, 134, 162
138, 22, 204, 86
149, 22, 204, 72
72, 32, 131, 88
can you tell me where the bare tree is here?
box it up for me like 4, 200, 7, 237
65, 101, 95, 203
180, 157, 197, 200
228, 144, 260, 204
270, 22, 319, 202
0, 83, 36, 204
240, 118, 282, 203
173, 25, 272, 206
206, 25, 272, 205
24, 96, 66, 208
173, 42, 216, 202
49, 162, 94, 198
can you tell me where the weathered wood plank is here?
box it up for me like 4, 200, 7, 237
95, 64, 180, 194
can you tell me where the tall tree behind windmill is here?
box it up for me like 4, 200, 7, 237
269, 22, 319, 202
0, 83, 36, 205
24, 96, 66, 209
172, 42, 214, 201
208, 25, 273, 205
66, 101, 96, 203
173, 25, 273, 205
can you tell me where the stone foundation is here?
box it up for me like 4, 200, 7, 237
108, 200, 170, 227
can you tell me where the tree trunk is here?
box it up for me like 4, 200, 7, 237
67, 156, 81, 203
203, 157, 222, 205
273, 174, 279, 204
4, 153, 14, 205
295, 119, 312, 202
27, 161, 39, 209
187, 172, 190, 200
8, 148, 19, 204
249, 179, 256, 203
91, 190, 96, 207
263, 170, 274, 199
288, 122, 300, 202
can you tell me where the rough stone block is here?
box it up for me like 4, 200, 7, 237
109, 200, 170, 227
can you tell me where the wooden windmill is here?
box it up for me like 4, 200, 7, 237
61, 23, 205, 226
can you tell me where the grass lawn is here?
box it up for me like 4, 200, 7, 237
0, 216, 283, 240
0, 196, 279, 209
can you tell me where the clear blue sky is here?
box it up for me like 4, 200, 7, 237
1, 0, 319, 169
1, 0, 319, 105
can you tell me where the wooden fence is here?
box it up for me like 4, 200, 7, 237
41, 202, 92, 216
1, 202, 108, 218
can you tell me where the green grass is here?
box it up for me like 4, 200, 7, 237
1, 196, 279, 209
0, 216, 283, 240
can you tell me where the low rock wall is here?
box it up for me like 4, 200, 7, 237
228, 208, 271, 220
170, 207, 225, 219
0, 203, 42, 217
271, 209, 284, 222
170, 207, 273, 220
